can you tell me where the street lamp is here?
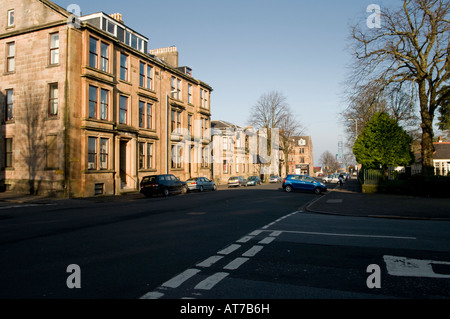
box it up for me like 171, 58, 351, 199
348, 118, 359, 175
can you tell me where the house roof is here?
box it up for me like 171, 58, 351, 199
414, 142, 450, 163
211, 120, 243, 130
434, 142, 450, 160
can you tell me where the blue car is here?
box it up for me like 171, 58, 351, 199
282, 174, 327, 195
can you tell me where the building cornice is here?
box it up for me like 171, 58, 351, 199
0, 20, 67, 40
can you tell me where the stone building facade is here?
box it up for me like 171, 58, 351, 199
0, 0, 212, 197
286, 136, 314, 176
211, 121, 261, 185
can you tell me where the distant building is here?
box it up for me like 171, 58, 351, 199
0, 0, 212, 197
285, 136, 314, 176
211, 121, 260, 184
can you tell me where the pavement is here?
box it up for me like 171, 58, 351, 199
306, 178, 450, 221
0, 179, 449, 221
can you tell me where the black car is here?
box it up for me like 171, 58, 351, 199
140, 174, 187, 197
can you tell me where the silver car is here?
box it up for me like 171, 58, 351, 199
186, 177, 217, 192
269, 175, 282, 183
228, 176, 247, 188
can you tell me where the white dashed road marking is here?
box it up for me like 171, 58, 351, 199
194, 272, 229, 290
223, 257, 249, 270
161, 268, 201, 289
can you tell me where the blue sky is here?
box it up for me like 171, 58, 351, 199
55, 0, 382, 166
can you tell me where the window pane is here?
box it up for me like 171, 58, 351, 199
49, 84, 58, 116
89, 38, 98, 68
120, 96, 127, 124
88, 137, 97, 169
140, 62, 145, 87
147, 143, 153, 169
8, 10, 14, 26
139, 101, 144, 127
6, 90, 13, 121
131, 34, 137, 49
100, 138, 108, 169
5, 139, 13, 167
51, 49, 59, 65
51, 33, 59, 48
107, 20, 115, 34
147, 66, 152, 89
120, 54, 127, 80
100, 42, 109, 72
89, 86, 97, 118
100, 89, 108, 120
147, 104, 152, 129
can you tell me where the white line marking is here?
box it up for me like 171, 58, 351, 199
259, 236, 276, 244
140, 291, 164, 299
217, 244, 241, 255
242, 245, 263, 257
196, 256, 223, 268
236, 236, 253, 243
161, 268, 201, 288
384, 255, 450, 278
249, 230, 262, 236
223, 257, 249, 270
270, 231, 282, 237
194, 272, 229, 290
260, 230, 416, 240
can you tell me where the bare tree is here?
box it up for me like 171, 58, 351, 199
319, 151, 341, 175
248, 91, 304, 178
347, 0, 450, 176
278, 111, 305, 176
341, 84, 420, 142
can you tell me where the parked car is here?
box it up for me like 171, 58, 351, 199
246, 176, 262, 186
282, 175, 327, 195
186, 177, 217, 192
322, 173, 340, 184
140, 174, 187, 197
269, 175, 282, 183
228, 176, 247, 187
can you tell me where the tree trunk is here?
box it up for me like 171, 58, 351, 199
418, 82, 435, 176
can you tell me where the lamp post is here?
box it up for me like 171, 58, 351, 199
348, 118, 359, 176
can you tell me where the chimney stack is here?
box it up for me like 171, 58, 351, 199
109, 13, 123, 23
149, 46, 179, 67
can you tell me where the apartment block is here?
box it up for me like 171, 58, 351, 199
212, 121, 273, 184
286, 136, 314, 176
0, 0, 213, 197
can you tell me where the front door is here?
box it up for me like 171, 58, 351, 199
120, 140, 128, 189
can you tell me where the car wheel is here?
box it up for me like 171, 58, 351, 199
285, 185, 293, 193
200, 186, 204, 192
182, 186, 187, 194
163, 188, 170, 197
314, 187, 322, 195
212, 185, 217, 191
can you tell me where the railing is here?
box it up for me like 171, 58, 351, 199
360, 168, 385, 185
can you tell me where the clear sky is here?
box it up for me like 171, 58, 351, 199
55, 0, 384, 166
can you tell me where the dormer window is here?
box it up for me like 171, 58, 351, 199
7, 9, 14, 27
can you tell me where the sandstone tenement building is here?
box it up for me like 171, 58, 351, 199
0, 0, 213, 197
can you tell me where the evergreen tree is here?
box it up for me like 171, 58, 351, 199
353, 112, 414, 173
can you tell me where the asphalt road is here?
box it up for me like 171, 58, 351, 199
0, 182, 449, 306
